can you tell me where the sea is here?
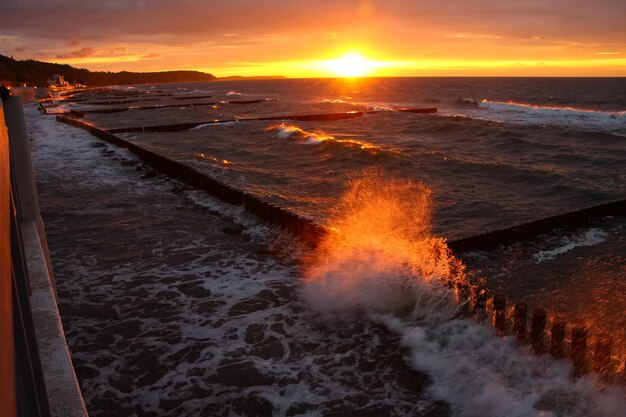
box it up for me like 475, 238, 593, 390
27, 77, 626, 417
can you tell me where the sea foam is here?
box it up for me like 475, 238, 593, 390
533, 228, 608, 263
477, 100, 626, 134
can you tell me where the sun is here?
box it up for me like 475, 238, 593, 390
324, 52, 377, 77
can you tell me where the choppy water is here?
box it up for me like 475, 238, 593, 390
30, 77, 626, 416
72, 78, 626, 237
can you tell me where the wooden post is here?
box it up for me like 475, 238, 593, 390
513, 302, 527, 343
593, 335, 613, 375
492, 294, 506, 335
571, 326, 588, 377
455, 282, 471, 317
473, 289, 487, 321
549, 316, 566, 359
530, 309, 546, 354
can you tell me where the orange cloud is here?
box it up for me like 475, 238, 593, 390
56, 47, 95, 59
66, 37, 82, 47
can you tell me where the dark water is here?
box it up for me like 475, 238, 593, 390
36, 78, 626, 416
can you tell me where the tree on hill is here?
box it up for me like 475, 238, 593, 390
0, 54, 216, 87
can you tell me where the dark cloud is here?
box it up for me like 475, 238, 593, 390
0, 0, 623, 42
66, 37, 82, 46
0, 1, 322, 40
0, 0, 624, 59
56, 47, 94, 59
13, 47, 26, 52
391, 0, 626, 41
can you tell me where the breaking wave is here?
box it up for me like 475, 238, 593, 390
266, 123, 400, 156
300, 172, 466, 320
478, 100, 626, 133
533, 228, 608, 263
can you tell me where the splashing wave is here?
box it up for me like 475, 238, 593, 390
300, 172, 466, 320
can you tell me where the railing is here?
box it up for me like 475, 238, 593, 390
2, 97, 51, 417
0, 91, 16, 417
10, 189, 52, 417
4, 97, 89, 417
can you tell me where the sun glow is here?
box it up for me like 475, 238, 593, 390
323, 52, 379, 77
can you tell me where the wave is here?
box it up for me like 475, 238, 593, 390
454, 98, 481, 107
480, 100, 625, 116
477, 100, 626, 133
300, 173, 464, 320
321, 98, 401, 112
269, 123, 335, 144
266, 123, 401, 156
533, 228, 608, 263
174, 89, 214, 95
322, 98, 352, 105
381, 314, 625, 417
189, 121, 238, 130
194, 152, 231, 167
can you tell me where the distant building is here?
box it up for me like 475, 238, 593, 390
47, 74, 69, 88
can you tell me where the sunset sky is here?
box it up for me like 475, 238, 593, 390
1, 0, 625, 77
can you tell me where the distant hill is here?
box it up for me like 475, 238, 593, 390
0, 54, 216, 87
217, 75, 287, 81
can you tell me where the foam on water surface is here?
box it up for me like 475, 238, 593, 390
381, 315, 625, 417
474, 100, 626, 134
533, 228, 608, 263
